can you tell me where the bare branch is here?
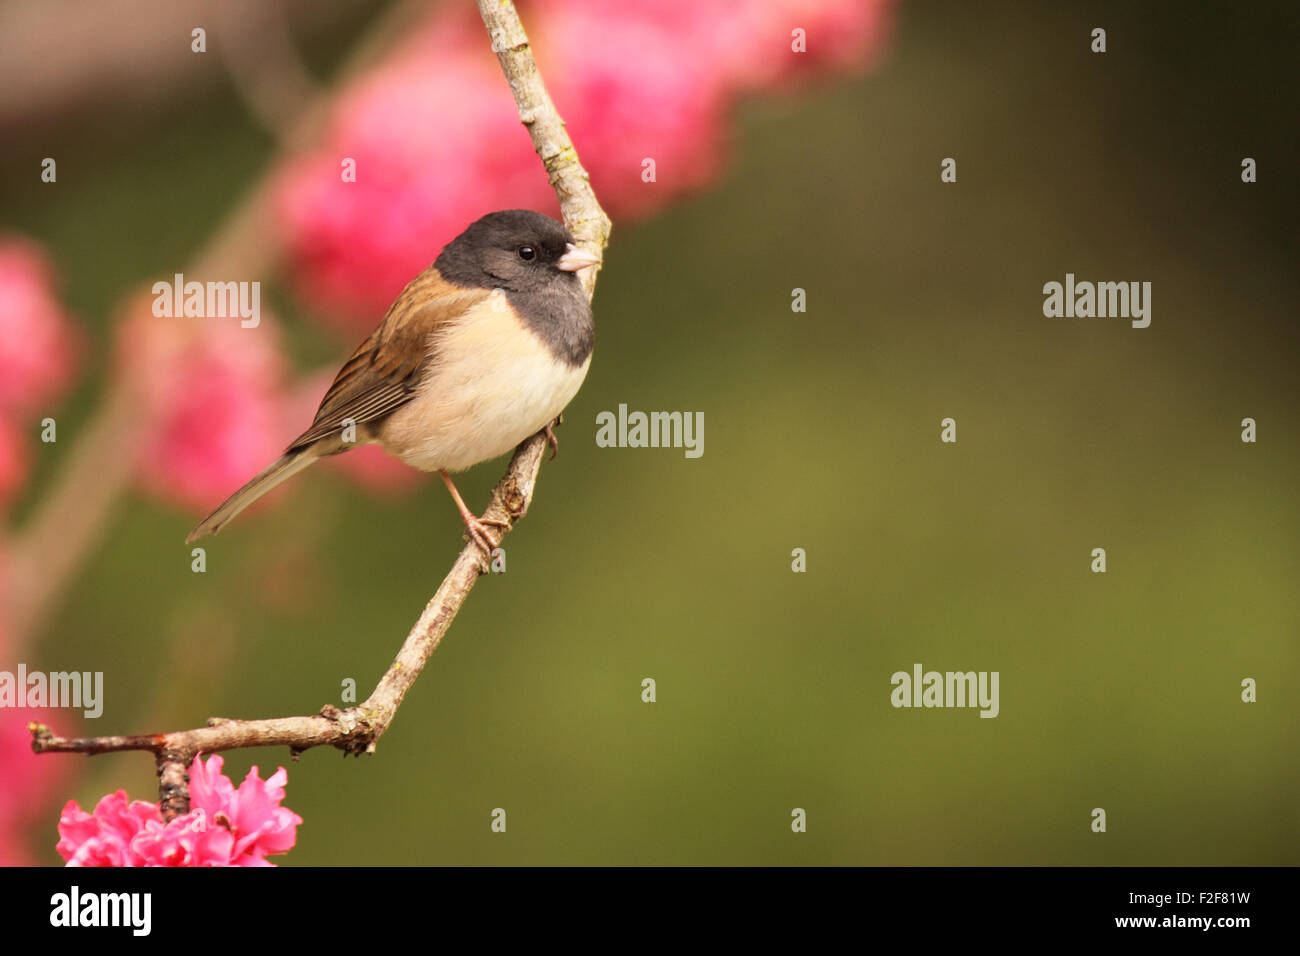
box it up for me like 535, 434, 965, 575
477, 0, 612, 290
30, 0, 609, 822
31, 429, 547, 815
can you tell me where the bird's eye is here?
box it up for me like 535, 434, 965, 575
517, 245, 536, 261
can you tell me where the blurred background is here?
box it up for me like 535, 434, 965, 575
1, 0, 1297, 865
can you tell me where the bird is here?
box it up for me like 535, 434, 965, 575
186, 209, 600, 553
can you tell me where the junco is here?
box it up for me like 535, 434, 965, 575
186, 209, 599, 552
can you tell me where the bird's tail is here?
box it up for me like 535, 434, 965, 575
186, 450, 320, 543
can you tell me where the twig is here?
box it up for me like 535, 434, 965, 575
30, 0, 609, 821
216, 0, 319, 141
477, 0, 612, 288
31, 433, 547, 815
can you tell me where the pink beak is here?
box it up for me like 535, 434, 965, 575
558, 243, 601, 272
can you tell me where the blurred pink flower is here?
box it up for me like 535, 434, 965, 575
277, 13, 550, 331
536, 3, 730, 222
277, 0, 894, 327
0, 707, 68, 866
57, 754, 302, 867
0, 237, 80, 419
119, 303, 289, 514
0, 236, 81, 515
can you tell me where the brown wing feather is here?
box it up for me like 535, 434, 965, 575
288, 271, 490, 452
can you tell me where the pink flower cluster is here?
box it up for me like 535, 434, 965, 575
278, 0, 894, 328
56, 754, 302, 866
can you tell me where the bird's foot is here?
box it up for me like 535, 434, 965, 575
440, 468, 510, 571
462, 513, 509, 570
544, 422, 560, 461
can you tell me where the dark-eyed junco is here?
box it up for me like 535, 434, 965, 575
186, 209, 599, 551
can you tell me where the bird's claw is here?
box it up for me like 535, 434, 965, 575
463, 514, 509, 571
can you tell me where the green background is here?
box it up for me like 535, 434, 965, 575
4, 0, 1297, 864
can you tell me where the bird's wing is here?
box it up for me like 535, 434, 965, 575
288, 270, 491, 451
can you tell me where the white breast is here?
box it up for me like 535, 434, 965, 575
377, 292, 591, 473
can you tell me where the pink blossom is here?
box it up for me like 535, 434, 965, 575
188, 754, 301, 863
276, 12, 551, 330
0, 236, 81, 513
119, 303, 290, 513
536, 3, 731, 221
276, 0, 894, 326
56, 791, 164, 867
56, 754, 302, 867
0, 237, 80, 418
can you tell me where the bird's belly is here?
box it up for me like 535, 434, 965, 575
377, 309, 591, 473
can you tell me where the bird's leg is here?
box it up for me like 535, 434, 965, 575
439, 470, 508, 563
544, 421, 560, 461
